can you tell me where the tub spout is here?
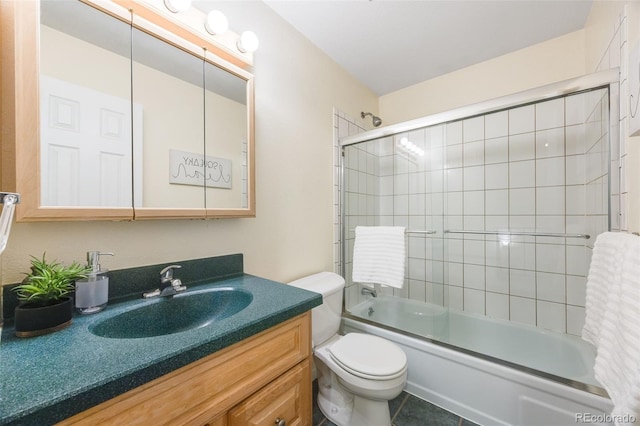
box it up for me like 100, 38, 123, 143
361, 287, 377, 298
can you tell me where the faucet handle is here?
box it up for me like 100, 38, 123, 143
160, 264, 182, 282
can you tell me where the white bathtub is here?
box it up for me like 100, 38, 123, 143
344, 296, 614, 426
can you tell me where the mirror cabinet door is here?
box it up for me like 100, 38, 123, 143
131, 27, 206, 218
39, 0, 133, 213
204, 60, 251, 214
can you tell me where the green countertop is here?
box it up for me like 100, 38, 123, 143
0, 274, 322, 425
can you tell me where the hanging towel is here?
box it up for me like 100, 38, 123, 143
583, 232, 627, 346
583, 231, 640, 423
352, 226, 405, 289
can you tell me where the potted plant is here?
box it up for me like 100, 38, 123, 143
13, 253, 90, 337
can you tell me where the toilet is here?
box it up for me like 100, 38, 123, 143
289, 272, 407, 426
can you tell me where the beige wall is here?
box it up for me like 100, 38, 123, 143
0, 1, 377, 285
584, 1, 626, 72
380, 30, 586, 125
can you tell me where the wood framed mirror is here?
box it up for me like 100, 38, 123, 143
0, 0, 255, 221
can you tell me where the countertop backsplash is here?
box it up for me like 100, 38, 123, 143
2, 253, 245, 321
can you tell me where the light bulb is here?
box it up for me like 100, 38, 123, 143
205, 10, 228, 35
237, 31, 259, 53
164, 0, 191, 13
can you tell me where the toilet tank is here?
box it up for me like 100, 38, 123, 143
289, 272, 345, 346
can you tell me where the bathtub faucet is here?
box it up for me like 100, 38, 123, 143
361, 287, 377, 298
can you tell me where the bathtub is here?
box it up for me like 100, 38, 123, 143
343, 296, 614, 426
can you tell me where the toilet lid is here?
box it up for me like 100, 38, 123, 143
328, 333, 407, 380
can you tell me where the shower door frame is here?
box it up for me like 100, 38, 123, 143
337, 68, 620, 395
339, 68, 620, 279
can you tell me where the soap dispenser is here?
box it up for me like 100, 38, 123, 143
75, 251, 114, 314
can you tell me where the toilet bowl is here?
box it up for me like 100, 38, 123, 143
289, 272, 407, 426
314, 333, 407, 426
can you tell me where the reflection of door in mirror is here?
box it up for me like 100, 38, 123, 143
204, 61, 249, 210
39, 1, 134, 208
40, 76, 136, 207
132, 28, 205, 211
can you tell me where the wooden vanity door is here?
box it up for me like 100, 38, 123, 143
228, 359, 311, 426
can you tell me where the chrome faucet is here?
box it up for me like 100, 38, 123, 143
361, 287, 377, 298
142, 265, 187, 298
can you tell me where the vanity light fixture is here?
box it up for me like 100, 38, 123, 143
205, 10, 229, 35
237, 30, 259, 53
150, 1, 260, 63
164, 0, 191, 13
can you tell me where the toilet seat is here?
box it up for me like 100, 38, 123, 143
328, 333, 407, 380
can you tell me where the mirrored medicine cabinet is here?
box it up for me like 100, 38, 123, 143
1, 0, 255, 221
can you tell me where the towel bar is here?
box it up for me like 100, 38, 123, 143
444, 230, 590, 239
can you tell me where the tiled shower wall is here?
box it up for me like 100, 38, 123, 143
333, 7, 630, 341
594, 6, 628, 234
332, 110, 368, 274
335, 87, 617, 337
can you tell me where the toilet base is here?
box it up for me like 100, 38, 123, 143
318, 390, 392, 426
315, 340, 398, 426
317, 390, 352, 426
313, 334, 406, 426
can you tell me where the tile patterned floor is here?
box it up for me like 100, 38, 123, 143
313, 380, 480, 426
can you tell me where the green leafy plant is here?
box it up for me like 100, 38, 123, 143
13, 253, 91, 306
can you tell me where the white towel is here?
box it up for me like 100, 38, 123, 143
583, 232, 640, 423
352, 226, 405, 289
583, 232, 627, 346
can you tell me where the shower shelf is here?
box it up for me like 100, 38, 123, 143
443, 230, 590, 239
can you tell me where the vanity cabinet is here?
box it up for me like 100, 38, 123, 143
57, 313, 312, 426
228, 362, 309, 426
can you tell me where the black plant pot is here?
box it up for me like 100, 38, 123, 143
14, 297, 73, 338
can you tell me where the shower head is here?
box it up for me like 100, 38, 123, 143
361, 111, 382, 127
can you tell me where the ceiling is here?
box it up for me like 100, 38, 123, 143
262, 0, 594, 96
